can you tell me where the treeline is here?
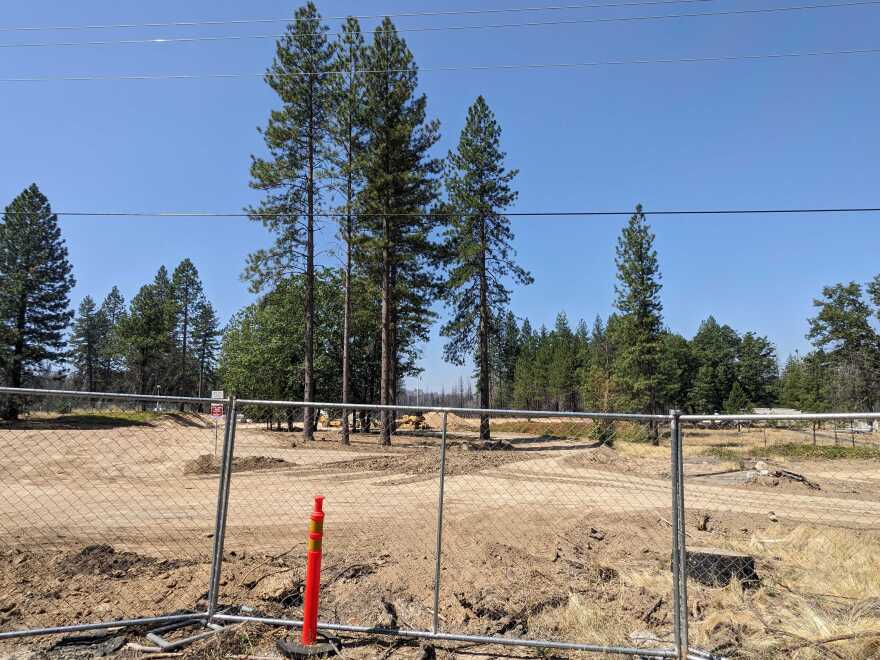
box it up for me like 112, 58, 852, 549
70, 261, 221, 401
780, 279, 880, 412
484, 312, 778, 416
0, 184, 220, 418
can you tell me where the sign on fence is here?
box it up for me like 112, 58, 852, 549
211, 390, 224, 400
210, 403, 224, 418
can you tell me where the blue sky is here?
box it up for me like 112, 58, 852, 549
1, 0, 878, 390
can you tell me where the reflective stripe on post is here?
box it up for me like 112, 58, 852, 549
301, 496, 325, 646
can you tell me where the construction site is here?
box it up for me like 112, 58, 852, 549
1, 393, 878, 659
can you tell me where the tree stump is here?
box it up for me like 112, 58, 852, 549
677, 546, 758, 587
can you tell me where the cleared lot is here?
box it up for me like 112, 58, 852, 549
0, 413, 879, 658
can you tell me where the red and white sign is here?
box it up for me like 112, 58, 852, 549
210, 403, 224, 418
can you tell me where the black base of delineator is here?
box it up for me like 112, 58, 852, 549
277, 636, 340, 657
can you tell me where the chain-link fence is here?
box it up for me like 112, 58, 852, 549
1, 386, 878, 659
677, 411, 880, 660
0, 387, 223, 649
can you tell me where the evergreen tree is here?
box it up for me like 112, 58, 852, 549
441, 96, 531, 440
191, 301, 221, 398
171, 259, 206, 398
807, 282, 879, 410
247, 2, 334, 442
735, 332, 778, 406
117, 267, 176, 400
0, 185, 75, 419
688, 316, 740, 412
98, 286, 126, 390
359, 19, 442, 445
70, 296, 105, 392
328, 16, 367, 445
548, 312, 578, 411
724, 380, 751, 413
611, 204, 663, 442
491, 311, 521, 408
656, 331, 695, 411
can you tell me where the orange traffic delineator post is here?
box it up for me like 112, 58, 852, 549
277, 496, 337, 658
301, 495, 325, 645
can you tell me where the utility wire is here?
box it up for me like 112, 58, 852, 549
3, 1, 877, 49
3, 46, 878, 81
0, 0, 718, 33
4, 208, 880, 219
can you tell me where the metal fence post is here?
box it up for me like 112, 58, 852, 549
431, 411, 449, 634
669, 410, 689, 659
207, 396, 238, 618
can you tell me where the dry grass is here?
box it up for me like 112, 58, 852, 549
547, 525, 880, 658
694, 526, 880, 658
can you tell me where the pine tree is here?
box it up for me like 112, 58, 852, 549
656, 331, 694, 411
548, 312, 577, 411
118, 267, 176, 400
688, 316, 740, 412
735, 332, 778, 406
70, 296, 105, 392
724, 381, 751, 413
359, 19, 442, 445
247, 2, 334, 442
97, 286, 126, 390
611, 204, 663, 442
807, 282, 879, 410
0, 185, 75, 419
328, 17, 367, 445
441, 96, 531, 440
191, 301, 221, 398
491, 311, 520, 408
171, 259, 206, 399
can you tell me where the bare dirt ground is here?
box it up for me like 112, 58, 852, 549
0, 412, 879, 659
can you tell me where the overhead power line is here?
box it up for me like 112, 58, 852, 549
0, 0, 718, 33
3, 1, 877, 49
4, 207, 880, 219
3, 46, 878, 81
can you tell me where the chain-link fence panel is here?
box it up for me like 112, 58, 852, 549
216, 402, 442, 633
678, 414, 880, 659
0, 389, 222, 641
435, 412, 680, 656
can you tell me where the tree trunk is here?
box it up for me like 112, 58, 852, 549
302, 87, 316, 443
340, 157, 353, 446
380, 215, 392, 446
2, 302, 26, 420
478, 218, 491, 441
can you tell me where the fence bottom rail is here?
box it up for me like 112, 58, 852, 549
211, 613, 681, 658
0, 612, 208, 641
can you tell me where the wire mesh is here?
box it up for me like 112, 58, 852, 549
678, 415, 880, 659
0, 389, 221, 639
436, 412, 679, 653
216, 402, 442, 632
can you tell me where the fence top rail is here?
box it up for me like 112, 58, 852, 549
234, 398, 669, 421
680, 411, 880, 422
0, 386, 219, 406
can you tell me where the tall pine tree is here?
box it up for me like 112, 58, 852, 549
359, 19, 442, 445
0, 185, 75, 419
328, 17, 367, 445
171, 259, 206, 399
612, 204, 663, 443
441, 96, 531, 441
247, 2, 334, 442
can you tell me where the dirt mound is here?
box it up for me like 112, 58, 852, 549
563, 445, 626, 468
320, 446, 529, 481
184, 454, 294, 475
57, 544, 157, 577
